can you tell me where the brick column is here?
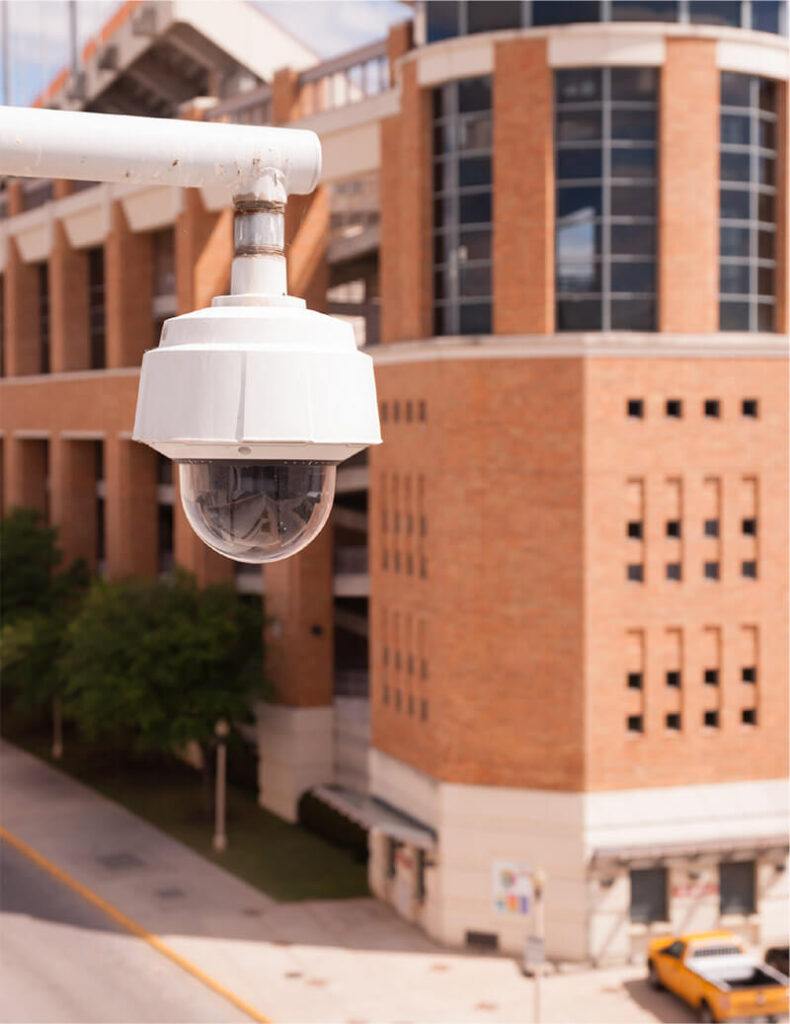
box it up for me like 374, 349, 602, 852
104, 436, 157, 578
387, 20, 413, 81
380, 61, 433, 343
4, 237, 40, 377
659, 39, 718, 333
3, 437, 48, 516
105, 201, 154, 368
272, 68, 301, 124
49, 437, 96, 572
493, 38, 554, 334
50, 221, 90, 371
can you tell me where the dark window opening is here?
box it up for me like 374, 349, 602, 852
665, 398, 682, 417
666, 670, 681, 688
627, 714, 643, 733
630, 867, 667, 923
704, 561, 720, 580
720, 860, 755, 915
666, 713, 681, 730
627, 399, 644, 418
741, 708, 757, 726
465, 930, 499, 951
627, 520, 643, 539
705, 668, 719, 685
742, 517, 757, 535
666, 520, 681, 538
37, 263, 50, 374
741, 666, 756, 683
627, 563, 644, 582
627, 672, 643, 689
666, 563, 682, 580
741, 560, 758, 578
704, 399, 720, 418
704, 709, 720, 727
742, 398, 758, 417
88, 247, 106, 370
704, 519, 719, 537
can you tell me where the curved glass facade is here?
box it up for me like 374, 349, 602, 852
719, 73, 778, 331
425, 0, 787, 41
555, 67, 658, 331
432, 77, 493, 335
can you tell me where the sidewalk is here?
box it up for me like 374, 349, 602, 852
0, 741, 680, 1023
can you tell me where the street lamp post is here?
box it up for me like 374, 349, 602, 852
213, 718, 230, 853
532, 867, 547, 1024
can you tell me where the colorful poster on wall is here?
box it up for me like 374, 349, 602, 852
492, 860, 533, 915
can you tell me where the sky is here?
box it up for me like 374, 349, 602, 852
0, 0, 411, 106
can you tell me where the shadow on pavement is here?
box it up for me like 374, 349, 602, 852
623, 977, 698, 1023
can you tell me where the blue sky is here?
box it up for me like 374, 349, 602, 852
0, 0, 411, 106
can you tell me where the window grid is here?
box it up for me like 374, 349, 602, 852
432, 77, 493, 336
719, 73, 778, 332
555, 67, 658, 331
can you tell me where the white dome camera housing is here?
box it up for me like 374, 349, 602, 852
133, 295, 381, 563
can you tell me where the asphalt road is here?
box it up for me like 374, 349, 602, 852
0, 839, 250, 1023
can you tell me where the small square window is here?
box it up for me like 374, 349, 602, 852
704, 668, 719, 685
627, 399, 644, 418
741, 666, 756, 683
627, 714, 643, 733
627, 520, 643, 539
666, 713, 681, 731
666, 399, 682, 418
742, 560, 757, 578
666, 520, 681, 538
704, 561, 720, 580
704, 709, 719, 728
704, 519, 719, 538
666, 563, 682, 581
627, 672, 643, 690
420, 699, 429, 722
418, 400, 427, 422
742, 399, 758, 418
627, 563, 644, 582
704, 399, 720, 418
741, 708, 757, 725
666, 670, 681, 688
742, 517, 757, 536
380, 402, 389, 423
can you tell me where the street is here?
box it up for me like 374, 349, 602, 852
0, 742, 694, 1023
0, 839, 249, 1023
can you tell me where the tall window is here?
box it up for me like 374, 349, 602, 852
88, 247, 106, 369
720, 860, 756, 915
630, 866, 668, 923
719, 73, 778, 332
432, 77, 493, 335
555, 67, 658, 331
37, 262, 49, 374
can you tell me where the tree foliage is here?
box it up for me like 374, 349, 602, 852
0, 509, 89, 710
61, 571, 268, 756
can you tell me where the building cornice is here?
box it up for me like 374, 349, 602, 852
368, 333, 790, 365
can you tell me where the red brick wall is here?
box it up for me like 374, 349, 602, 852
50, 221, 90, 372
380, 61, 433, 344
370, 357, 586, 789
493, 38, 554, 334
585, 358, 789, 789
105, 201, 155, 367
659, 39, 719, 333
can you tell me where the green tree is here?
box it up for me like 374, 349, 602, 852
61, 570, 267, 810
0, 509, 89, 756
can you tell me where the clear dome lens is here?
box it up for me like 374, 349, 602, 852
178, 461, 335, 563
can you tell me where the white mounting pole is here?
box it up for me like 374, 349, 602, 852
0, 105, 321, 197
0, 104, 321, 300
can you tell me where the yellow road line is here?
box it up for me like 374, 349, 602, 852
0, 825, 272, 1024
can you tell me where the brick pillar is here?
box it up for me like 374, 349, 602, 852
104, 436, 158, 578
387, 20, 413, 82
49, 438, 96, 572
775, 81, 788, 336
4, 437, 48, 516
105, 201, 155, 368
272, 68, 301, 124
4, 237, 40, 377
380, 62, 433, 343
493, 38, 554, 334
659, 39, 718, 333
285, 188, 329, 311
171, 187, 233, 585
50, 221, 90, 371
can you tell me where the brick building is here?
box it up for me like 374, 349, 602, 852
1, 0, 788, 962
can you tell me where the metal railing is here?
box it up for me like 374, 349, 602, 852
205, 83, 273, 125
298, 39, 389, 117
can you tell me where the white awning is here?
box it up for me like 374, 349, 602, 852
590, 833, 789, 871
312, 785, 437, 850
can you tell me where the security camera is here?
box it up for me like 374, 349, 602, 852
0, 103, 381, 564
133, 295, 381, 563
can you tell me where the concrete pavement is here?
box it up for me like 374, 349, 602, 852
0, 741, 690, 1023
